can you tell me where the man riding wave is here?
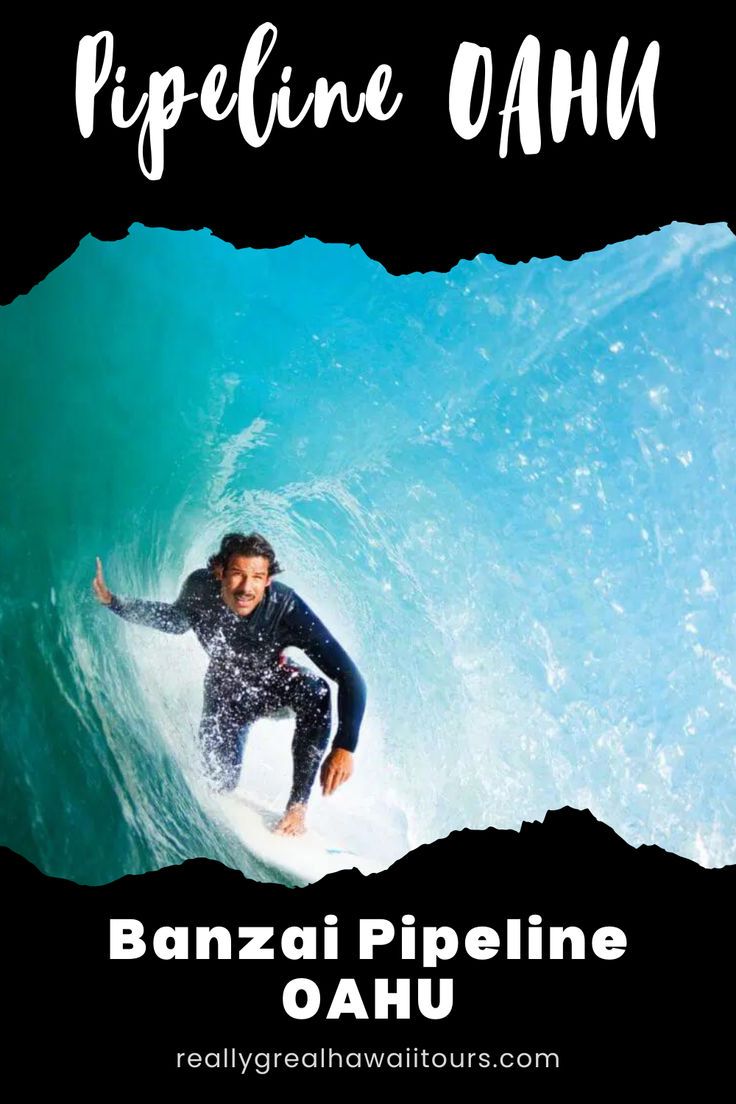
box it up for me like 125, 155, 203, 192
93, 532, 365, 837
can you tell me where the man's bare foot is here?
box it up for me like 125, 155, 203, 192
274, 804, 307, 837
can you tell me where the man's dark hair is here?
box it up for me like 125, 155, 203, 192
207, 532, 283, 576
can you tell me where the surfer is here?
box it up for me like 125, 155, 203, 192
92, 532, 365, 837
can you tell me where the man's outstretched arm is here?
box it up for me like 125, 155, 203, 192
92, 556, 193, 634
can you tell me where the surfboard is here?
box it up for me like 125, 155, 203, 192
218, 791, 385, 883
202, 717, 409, 884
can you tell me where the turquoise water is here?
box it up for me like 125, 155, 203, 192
1, 221, 735, 884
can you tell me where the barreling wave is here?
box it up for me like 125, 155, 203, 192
1, 221, 735, 884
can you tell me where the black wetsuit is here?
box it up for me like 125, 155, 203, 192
108, 569, 366, 805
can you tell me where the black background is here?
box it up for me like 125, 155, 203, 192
2, 9, 733, 302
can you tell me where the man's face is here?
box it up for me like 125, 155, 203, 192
217, 554, 272, 617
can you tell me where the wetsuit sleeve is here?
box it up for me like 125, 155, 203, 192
107, 572, 198, 635
284, 594, 366, 753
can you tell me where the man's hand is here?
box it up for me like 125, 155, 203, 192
92, 557, 113, 605
320, 748, 354, 796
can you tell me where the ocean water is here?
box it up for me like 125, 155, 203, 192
1, 221, 735, 885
